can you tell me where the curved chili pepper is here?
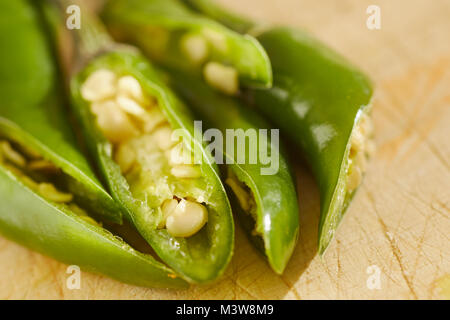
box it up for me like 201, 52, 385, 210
0, 0, 122, 224
45, 0, 234, 283
0, 165, 187, 288
101, 0, 272, 94
184, 0, 254, 34
0, 0, 187, 289
165, 69, 299, 274
252, 29, 374, 255
182, 0, 375, 254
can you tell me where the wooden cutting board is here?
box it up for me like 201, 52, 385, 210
0, 0, 448, 299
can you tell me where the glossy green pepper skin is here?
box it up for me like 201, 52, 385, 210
71, 52, 234, 283
0, 165, 188, 288
45, 1, 234, 283
253, 28, 373, 254
184, 0, 254, 34
0, 0, 122, 224
0, 166, 187, 288
182, 0, 374, 254
166, 70, 299, 274
102, 0, 272, 89
0, 0, 187, 289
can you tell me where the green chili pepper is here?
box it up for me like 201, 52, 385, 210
0, 165, 187, 288
183, 0, 375, 254
0, 0, 122, 223
101, 0, 272, 96
45, 0, 234, 283
252, 29, 374, 255
184, 0, 254, 34
165, 69, 299, 274
0, 0, 187, 289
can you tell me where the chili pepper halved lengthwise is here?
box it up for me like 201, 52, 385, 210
184, 0, 375, 254
43, 0, 234, 283
165, 69, 300, 274
0, 1, 122, 224
0, 0, 187, 288
101, 0, 272, 96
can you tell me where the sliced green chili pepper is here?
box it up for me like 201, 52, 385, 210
0, 0, 187, 289
165, 69, 299, 274
0, 164, 187, 288
184, 0, 375, 254
184, 0, 255, 34
45, 0, 234, 283
253, 29, 374, 255
101, 0, 272, 96
0, 0, 122, 223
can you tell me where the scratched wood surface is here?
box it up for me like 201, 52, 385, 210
0, 0, 449, 300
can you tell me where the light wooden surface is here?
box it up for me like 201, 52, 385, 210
0, 0, 449, 300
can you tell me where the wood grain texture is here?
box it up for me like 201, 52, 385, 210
0, 0, 448, 300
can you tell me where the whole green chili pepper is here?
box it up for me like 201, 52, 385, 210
0, 0, 187, 289
166, 69, 299, 274
0, 0, 122, 223
184, 0, 375, 254
101, 0, 272, 96
45, 0, 234, 283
